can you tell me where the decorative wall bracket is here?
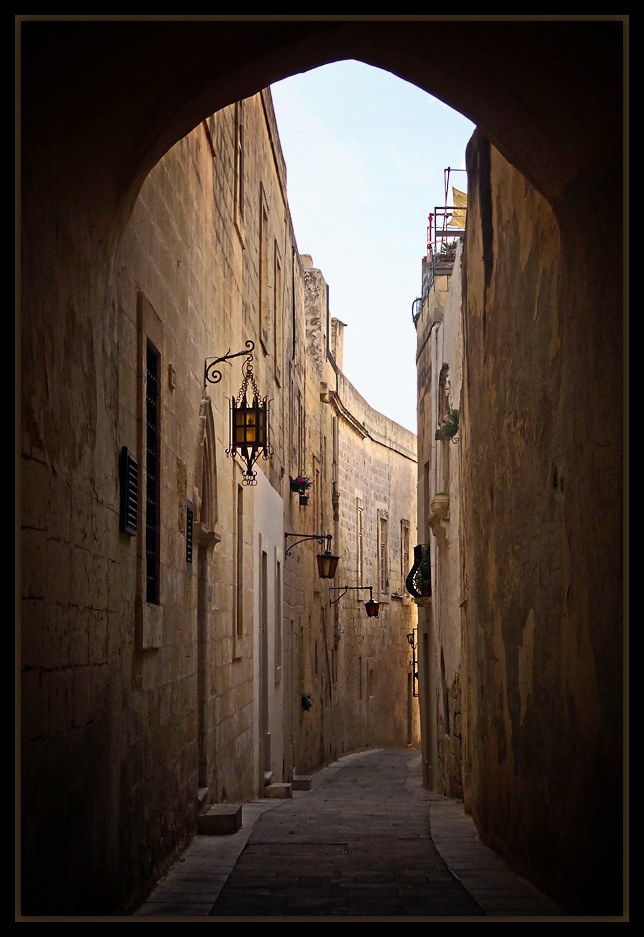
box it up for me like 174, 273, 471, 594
329, 585, 379, 618
204, 340, 255, 387
285, 532, 331, 557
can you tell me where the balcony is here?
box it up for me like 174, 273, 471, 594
405, 543, 432, 601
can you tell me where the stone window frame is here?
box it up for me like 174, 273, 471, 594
377, 509, 390, 601
233, 100, 245, 246
259, 183, 271, 354
273, 239, 282, 385
135, 293, 166, 649
356, 497, 364, 587
400, 518, 411, 596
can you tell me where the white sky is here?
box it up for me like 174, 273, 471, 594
270, 60, 475, 436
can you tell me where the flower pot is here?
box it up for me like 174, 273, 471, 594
299, 495, 309, 506
291, 476, 312, 496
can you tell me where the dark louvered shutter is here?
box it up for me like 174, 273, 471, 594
186, 500, 193, 566
119, 447, 138, 536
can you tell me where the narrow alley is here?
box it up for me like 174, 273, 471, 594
21, 20, 624, 920
136, 749, 563, 918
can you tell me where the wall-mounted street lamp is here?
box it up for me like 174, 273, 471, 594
407, 629, 418, 697
330, 585, 380, 618
204, 341, 271, 486
284, 533, 340, 580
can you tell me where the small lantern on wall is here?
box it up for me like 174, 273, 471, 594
285, 533, 340, 580
364, 593, 380, 618
316, 547, 340, 580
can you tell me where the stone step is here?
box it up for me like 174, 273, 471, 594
264, 782, 293, 799
197, 803, 243, 835
292, 775, 313, 791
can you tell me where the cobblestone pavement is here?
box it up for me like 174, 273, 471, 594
137, 749, 565, 919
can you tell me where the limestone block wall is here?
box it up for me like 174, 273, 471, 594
285, 263, 420, 774
109, 95, 294, 908
332, 407, 420, 755
460, 131, 623, 914
21, 89, 308, 914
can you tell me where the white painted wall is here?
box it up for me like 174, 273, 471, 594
253, 468, 285, 791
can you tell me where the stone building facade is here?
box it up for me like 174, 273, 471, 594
415, 233, 466, 802
297, 261, 420, 771
21, 87, 418, 915
414, 130, 623, 915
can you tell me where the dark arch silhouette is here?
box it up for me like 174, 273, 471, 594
21, 20, 623, 463
22, 19, 621, 247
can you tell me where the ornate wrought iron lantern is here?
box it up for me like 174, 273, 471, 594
204, 341, 271, 486
285, 533, 340, 580
330, 585, 379, 618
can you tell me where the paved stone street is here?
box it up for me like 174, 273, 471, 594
210, 749, 484, 916
137, 749, 564, 919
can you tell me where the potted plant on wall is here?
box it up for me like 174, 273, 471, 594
436, 409, 459, 442
290, 475, 313, 505
440, 239, 458, 262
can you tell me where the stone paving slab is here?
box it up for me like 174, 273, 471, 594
135, 800, 281, 916
428, 795, 564, 916
136, 749, 566, 919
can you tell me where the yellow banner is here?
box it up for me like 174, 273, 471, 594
447, 187, 467, 228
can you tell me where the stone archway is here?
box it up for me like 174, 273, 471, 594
20, 16, 624, 916
21, 18, 622, 476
